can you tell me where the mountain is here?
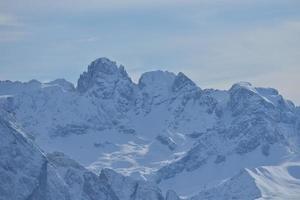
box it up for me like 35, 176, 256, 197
0, 108, 174, 200
0, 57, 300, 199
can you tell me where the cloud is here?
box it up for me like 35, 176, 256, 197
0, 0, 299, 104
177, 20, 300, 104
0, 13, 26, 42
250, 68, 300, 105
1, 0, 298, 15
160, 19, 300, 85
114, 18, 300, 104
0, 30, 26, 42
0, 13, 17, 26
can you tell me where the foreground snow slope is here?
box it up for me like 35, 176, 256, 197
0, 57, 300, 197
191, 160, 300, 200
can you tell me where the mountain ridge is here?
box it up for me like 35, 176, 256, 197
1, 57, 300, 199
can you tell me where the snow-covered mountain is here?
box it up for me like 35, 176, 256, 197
0, 108, 177, 200
0, 57, 300, 199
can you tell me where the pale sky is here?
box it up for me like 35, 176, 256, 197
0, 0, 299, 105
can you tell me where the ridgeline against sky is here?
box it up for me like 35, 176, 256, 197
0, 0, 299, 104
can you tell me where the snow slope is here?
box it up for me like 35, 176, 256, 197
191, 160, 300, 200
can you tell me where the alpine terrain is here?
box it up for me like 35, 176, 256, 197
1, 57, 300, 199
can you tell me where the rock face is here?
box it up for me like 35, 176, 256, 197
0, 57, 300, 199
100, 168, 165, 200
77, 58, 135, 108
0, 110, 70, 200
47, 152, 119, 200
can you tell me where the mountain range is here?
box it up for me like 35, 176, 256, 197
1, 57, 300, 199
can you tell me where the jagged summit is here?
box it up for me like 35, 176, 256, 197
229, 81, 295, 114
77, 57, 131, 93
77, 58, 200, 97
229, 81, 281, 99
138, 70, 199, 93
87, 57, 120, 75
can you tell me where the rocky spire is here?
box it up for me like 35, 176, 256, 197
77, 57, 131, 93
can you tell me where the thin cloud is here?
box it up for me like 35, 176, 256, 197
2, 0, 298, 14
0, 1, 299, 104
0, 13, 16, 26
0, 13, 26, 42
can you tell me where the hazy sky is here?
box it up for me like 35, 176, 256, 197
0, 0, 300, 104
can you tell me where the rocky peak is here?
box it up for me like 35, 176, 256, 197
172, 72, 198, 93
138, 70, 176, 90
137, 71, 176, 105
77, 57, 132, 93
229, 82, 280, 101
228, 82, 296, 118
229, 82, 276, 115
88, 57, 119, 75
